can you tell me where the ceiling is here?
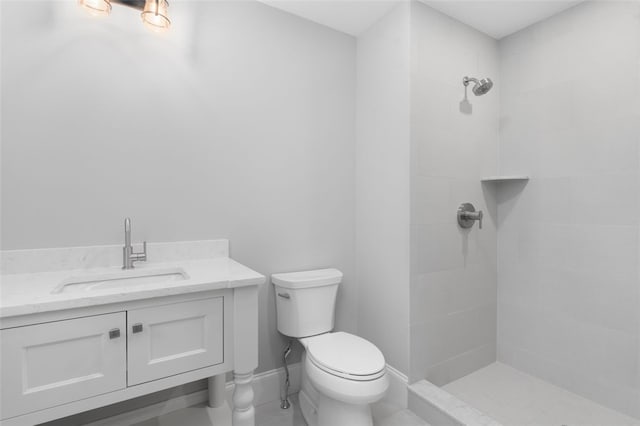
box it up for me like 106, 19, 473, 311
258, 1, 400, 36
257, 0, 584, 39
421, 1, 583, 39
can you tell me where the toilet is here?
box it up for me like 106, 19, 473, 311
272, 268, 389, 426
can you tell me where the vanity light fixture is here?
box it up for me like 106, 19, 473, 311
78, 0, 171, 33
141, 0, 171, 33
78, 0, 112, 17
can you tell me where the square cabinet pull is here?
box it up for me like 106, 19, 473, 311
109, 328, 121, 339
132, 323, 143, 333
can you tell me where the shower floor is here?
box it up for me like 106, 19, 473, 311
442, 363, 639, 426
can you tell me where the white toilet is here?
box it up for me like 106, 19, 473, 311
272, 268, 389, 426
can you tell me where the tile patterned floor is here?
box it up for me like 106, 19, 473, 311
255, 394, 306, 426
256, 393, 428, 426
442, 362, 640, 426
374, 409, 429, 426
132, 393, 428, 426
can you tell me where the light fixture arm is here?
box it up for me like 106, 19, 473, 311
79, 0, 171, 32
112, 0, 146, 11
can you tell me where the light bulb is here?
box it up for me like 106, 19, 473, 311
78, 0, 111, 17
141, 0, 171, 33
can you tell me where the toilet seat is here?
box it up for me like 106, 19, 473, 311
303, 332, 386, 381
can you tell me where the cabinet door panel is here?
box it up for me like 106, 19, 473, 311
127, 297, 223, 385
0, 312, 126, 420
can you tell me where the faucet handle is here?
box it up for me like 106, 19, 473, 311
130, 241, 147, 263
457, 203, 483, 230
140, 241, 147, 261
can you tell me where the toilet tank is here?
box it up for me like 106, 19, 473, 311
272, 268, 342, 338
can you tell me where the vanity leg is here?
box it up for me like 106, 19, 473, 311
232, 370, 255, 426
232, 286, 258, 426
208, 374, 226, 408
206, 374, 231, 424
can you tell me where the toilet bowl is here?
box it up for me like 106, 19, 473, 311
272, 269, 389, 426
300, 332, 389, 426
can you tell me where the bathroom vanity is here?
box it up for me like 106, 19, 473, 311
0, 240, 264, 426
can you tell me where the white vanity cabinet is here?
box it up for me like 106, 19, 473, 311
1, 296, 228, 422
1, 287, 259, 426
127, 297, 224, 385
1, 242, 262, 426
1, 312, 127, 419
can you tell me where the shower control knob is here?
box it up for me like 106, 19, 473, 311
457, 203, 483, 229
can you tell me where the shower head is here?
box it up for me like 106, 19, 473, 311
463, 76, 493, 96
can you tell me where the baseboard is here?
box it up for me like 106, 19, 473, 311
85, 362, 408, 426
85, 363, 302, 426
251, 362, 302, 407
383, 364, 409, 409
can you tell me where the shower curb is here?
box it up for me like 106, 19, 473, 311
408, 379, 503, 426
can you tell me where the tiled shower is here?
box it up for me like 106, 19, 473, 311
358, 0, 639, 423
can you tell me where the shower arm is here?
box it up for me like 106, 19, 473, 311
463, 76, 478, 86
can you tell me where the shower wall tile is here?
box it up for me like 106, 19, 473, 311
409, 1, 499, 383
497, 1, 640, 419
410, 303, 497, 383
422, 344, 497, 387
515, 178, 571, 223
411, 263, 497, 325
497, 338, 640, 419
411, 176, 453, 225
570, 173, 639, 226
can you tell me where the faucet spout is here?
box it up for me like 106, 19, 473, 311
124, 217, 132, 247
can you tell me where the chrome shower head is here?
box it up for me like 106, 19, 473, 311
463, 76, 493, 96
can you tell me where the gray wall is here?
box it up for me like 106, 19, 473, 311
497, 1, 640, 418
355, 2, 412, 376
409, 1, 499, 385
1, 0, 357, 379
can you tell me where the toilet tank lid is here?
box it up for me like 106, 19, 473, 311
271, 268, 343, 289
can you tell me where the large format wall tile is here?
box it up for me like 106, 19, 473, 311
497, 1, 640, 419
409, 1, 499, 383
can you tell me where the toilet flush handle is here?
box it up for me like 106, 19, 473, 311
277, 292, 291, 299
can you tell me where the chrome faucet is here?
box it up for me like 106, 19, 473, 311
122, 217, 147, 269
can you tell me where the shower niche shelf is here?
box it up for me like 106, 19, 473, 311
481, 175, 529, 183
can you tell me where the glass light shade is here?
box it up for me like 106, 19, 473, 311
79, 0, 111, 17
141, 0, 171, 33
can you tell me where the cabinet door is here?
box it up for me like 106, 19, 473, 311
0, 312, 126, 420
127, 297, 224, 385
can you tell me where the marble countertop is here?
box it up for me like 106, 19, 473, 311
0, 257, 265, 319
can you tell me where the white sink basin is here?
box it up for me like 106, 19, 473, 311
52, 267, 189, 294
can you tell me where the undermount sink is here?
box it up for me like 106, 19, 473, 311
52, 267, 189, 294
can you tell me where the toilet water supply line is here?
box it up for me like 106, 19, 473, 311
281, 340, 293, 409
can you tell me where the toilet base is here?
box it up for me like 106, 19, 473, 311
317, 392, 373, 426
299, 387, 374, 426
299, 367, 375, 426
299, 388, 319, 426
